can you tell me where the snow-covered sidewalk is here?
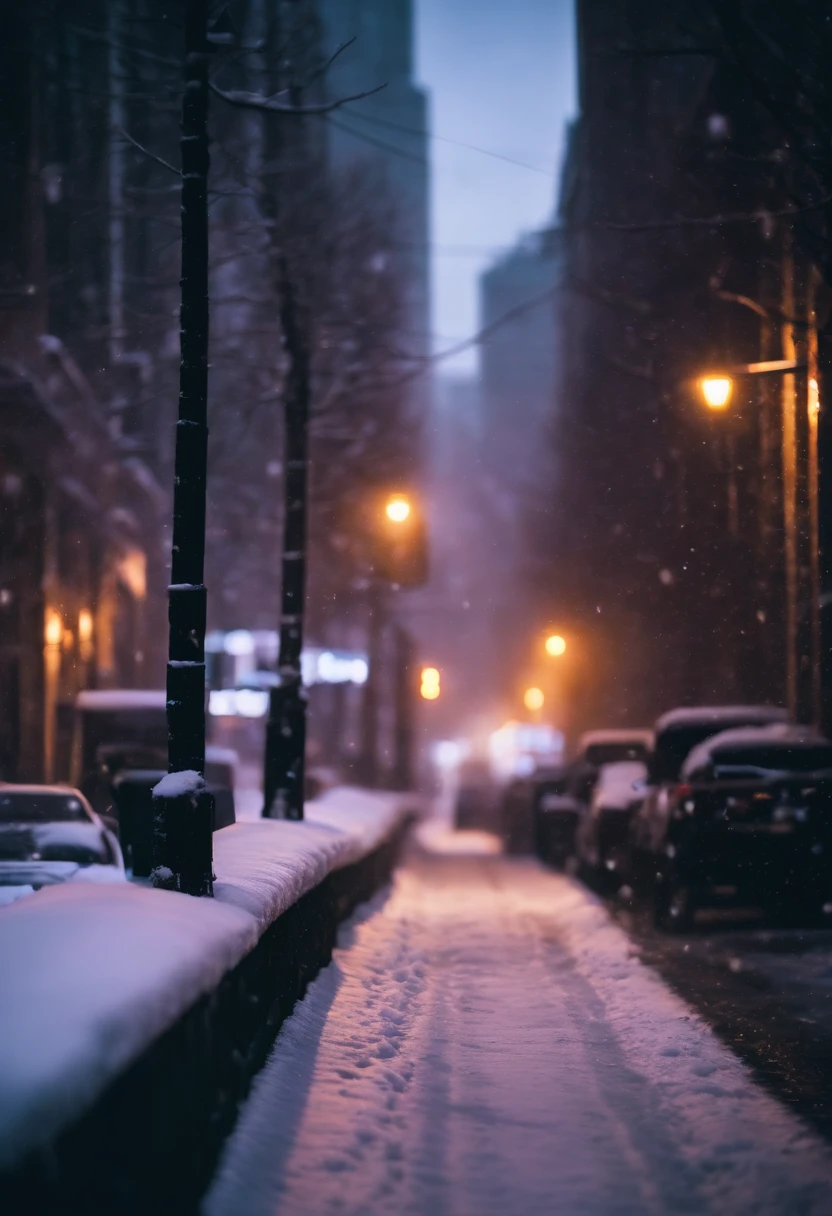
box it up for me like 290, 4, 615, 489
0, 788, 412, 1169
206, 833, 832, 1216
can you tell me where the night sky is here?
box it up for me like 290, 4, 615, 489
416, 0, 576, 375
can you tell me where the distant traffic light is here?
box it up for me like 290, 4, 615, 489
420, 666, 441, 700
374, 492, 429, 587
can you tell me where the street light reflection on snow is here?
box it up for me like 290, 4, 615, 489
489, 720, 564, 781
385, 494, 411, 523
700, 375, 733, 409
523, 686, 544, 711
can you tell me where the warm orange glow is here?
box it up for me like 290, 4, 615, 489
420, 666, 441, 700
524, 686, 544, 711
385, 495, 412, 524
810, 377, 820, 418
545, 633, 566, 657
45, 610, 63, 648
78, 609, 94, 643
700, 376, 733, 409
117, 547, 147, 600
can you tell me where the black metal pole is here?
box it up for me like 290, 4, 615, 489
152, 0, 214, 894
263, 263, 310, 819
392, 625, 414, 791
358, 580, 383, 788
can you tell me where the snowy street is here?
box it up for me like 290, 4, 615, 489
206, 831, 832, 1216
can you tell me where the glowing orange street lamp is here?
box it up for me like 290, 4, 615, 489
420, 666, 441, 701
699, 375, 733, 410
524, 686, 544, 712
385, 494, 412, 524
545, 633, 566, 657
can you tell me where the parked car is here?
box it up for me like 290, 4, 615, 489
626, 705, 790, 895
533, 768, 585, 868
454, 759, 499, 831
636, 724, 832, 930
500, 776, 537, 854
575, 760, 648, 890
576, 729, 653, 768
70, 691, 236, 876
0, 785, 125, 903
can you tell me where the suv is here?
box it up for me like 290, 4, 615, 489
627, 705, 789, 904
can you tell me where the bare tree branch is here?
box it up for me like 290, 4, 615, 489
117, 126, 180, 176
209, 79, 386, 116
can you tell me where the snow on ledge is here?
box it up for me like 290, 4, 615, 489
152, 769, 205, 799
0, 787, 414, 1168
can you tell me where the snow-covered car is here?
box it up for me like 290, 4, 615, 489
0, 785, 125, 905
642, 724, 832, 930
576, 729, 653, 768
575, 760, 647, 890
627, 704, 790, 896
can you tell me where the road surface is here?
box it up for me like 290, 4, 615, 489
205, 826, 832, 1215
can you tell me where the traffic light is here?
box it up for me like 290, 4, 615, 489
373, 493, 429, 587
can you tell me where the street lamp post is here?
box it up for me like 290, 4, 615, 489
697, 346, 820, 724
153, 0, 214, 896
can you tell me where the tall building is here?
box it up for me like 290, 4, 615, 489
549, 0, 814, 729
477, 230, 561, 709
320, 0, 430, 375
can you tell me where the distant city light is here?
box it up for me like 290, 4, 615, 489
488, 720, 564, 781
545, 633, 566, 657
420, 666, 441, 700
78, 610, 94, 644
45, 610, 63, 648
523, 686, 544, 711
209, 689, 269, 718
385, 494, 412, 523
224, 629, 255, 656
700, 375, 732, 409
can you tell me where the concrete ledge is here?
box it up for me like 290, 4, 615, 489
0, 793, 415, 1214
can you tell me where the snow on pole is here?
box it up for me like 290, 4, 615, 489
153, 0, 214, 896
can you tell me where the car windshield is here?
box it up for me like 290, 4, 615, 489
0, 822, 110, 865
0, 792, 90, 823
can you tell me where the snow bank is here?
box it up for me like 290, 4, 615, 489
0, 884, 256, 1169
0, 787, 412, 1168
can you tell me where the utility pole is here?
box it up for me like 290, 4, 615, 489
152, 0, 214, 895
807, 269, 822, 725
358, 581, 384, 789
392, 624, 415, 791
781, 235, 800, 721
262, 264, 311, 820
